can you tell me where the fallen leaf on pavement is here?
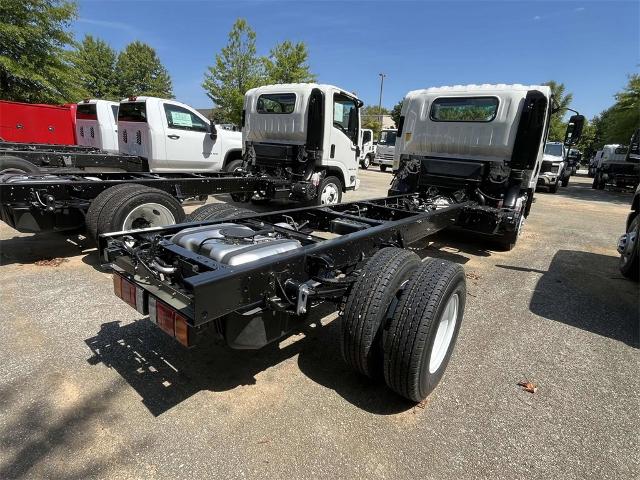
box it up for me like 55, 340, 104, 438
518, 381, 538, 394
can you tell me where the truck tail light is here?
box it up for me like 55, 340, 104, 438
112, 274, 147, 314
113, 275, 191, 347
148, 296, 191, 347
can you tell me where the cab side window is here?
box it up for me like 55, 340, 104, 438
333, 93, 358, 143
163, 104, 208, 132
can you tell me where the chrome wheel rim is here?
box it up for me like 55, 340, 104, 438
429, 293, 459, 373
619, 218, 639, 265
122, 203, 175, 230
320, 182, 339, 205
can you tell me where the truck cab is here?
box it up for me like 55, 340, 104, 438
373, 128, 397, 172
117, 96, 242, 172
390, 84, 584, 249
358, 128, 375, 169
539, 141, 567, 192
242, 83, 363, 204
76, 99, 120, 152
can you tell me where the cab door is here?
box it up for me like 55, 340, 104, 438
328, 92, 359, 184
161, 102, 218, 171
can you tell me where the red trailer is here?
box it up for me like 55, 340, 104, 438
0, 100, 77, 145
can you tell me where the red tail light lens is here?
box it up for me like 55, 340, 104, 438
174, 314, 190, 347
156, 301, 175, 336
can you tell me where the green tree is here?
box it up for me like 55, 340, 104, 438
361, 105, 389, 137
115, 41, 173, 98
544, 80, 574, 141
390, 99, 403, 126
71, 35, 119, 99
601, 74, 640, 144
0, 0, 85, 103
202, 19, 264, 125
264, 40, 316, 84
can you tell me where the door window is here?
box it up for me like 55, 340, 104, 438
333, 93, 358, 143
163, 104, 208, 132
362, 130, 372, 144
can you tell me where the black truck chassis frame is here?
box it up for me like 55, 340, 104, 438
101, 195, 469, 348
0, 141, 148, 172
0, 171, 290, 232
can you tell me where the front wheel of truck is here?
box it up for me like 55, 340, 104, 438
315, 176, 342, 205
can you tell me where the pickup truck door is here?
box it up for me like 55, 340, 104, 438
328, 92, 359, 184
161, 102, 219, 171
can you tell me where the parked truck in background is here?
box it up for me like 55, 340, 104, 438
391, 84, 584, 249
538, 141, 568, 192
0, 100, 77, 144
592, 140, 639, 190
358, 128, 375, 169
239, 83, 362, 205
373, 128, 397, 172
76, 99, 120, 152
117, 96, 243, 172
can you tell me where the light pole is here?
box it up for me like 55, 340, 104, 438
377, 73, 386, 134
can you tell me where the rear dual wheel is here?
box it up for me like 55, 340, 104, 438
341, 248, 466, 402
86, 184, 185, 240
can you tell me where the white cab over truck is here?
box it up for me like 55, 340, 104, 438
373, 128, 397, 172
76, 99, 120, 152
241, 83, 363, 205
358, 128, 375, 169
538, 141, 567, 192
391, 83, 584, 249
118, 96, 243, 172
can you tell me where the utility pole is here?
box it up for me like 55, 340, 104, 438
377, 73, 386, 134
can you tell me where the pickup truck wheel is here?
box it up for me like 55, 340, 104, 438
383, 259, 466, 402
94, 185, 184, 238
0, 155, 41, 174
316, 176, 342, 205
341, 247, 421, 379
186, 203, 253, 222
619, 215, 639, 280
596, 173, 606, 190
561, 177, 569, 187
380, 165, 388, 172
225, 159, 244, 173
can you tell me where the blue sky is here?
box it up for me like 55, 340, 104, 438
74, 0, 639, 118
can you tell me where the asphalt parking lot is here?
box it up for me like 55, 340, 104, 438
0, 170, 637, 479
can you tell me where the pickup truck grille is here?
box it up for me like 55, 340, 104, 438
541, 161, 559, 173
377, 153, 394, 161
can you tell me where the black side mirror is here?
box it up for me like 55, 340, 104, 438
210, 121, 217, 141
347, 110, 358, 143
564, 114, 585, 146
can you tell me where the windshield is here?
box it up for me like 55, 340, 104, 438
544, 143, 563, 157
379, 130, 397, 146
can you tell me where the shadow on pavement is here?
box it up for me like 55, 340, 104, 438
0, 230, 101, 268
0, 376, 149, 479
542, 180, 633, 206
499, 249, 638, 347
85, 309, 415, 417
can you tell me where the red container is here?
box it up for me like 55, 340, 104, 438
0, 100, 77, 144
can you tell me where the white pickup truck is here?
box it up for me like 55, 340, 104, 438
118, 96, 243, 172
75, 99, 120, 152
373, 128, 397, 172
538, 141, 567, 192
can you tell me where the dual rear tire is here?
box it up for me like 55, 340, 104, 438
341, 247, 466, 402
86, 184, 185, 240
